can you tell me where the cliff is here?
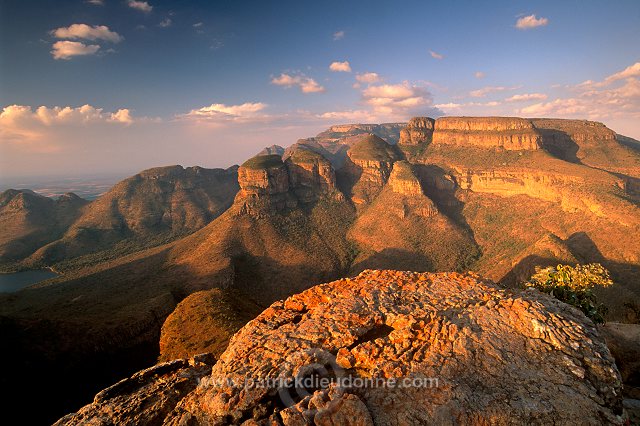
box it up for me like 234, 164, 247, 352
342, 134, 401, 205
398, 116, 435, 145
432, 116, 542, 150
57, 270, 624, 425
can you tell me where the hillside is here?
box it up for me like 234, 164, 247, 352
0, 165, 239, 272
1, 116, 640, 423
0, 190, 87, 266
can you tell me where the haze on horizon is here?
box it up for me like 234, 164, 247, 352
1, 0, 639, 180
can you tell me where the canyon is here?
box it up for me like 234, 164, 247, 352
0, 116, 639, 424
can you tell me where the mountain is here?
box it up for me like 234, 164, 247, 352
1, 116, 640, 423
1, 165, 239, 271
55, 270, 623, 425
0, 190, 87, 266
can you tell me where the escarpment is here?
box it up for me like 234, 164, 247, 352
432, 116, 542, 150
398, 116, 435, 145
58, 270, 624, 425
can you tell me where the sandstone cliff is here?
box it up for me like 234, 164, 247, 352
398, 116, 435, 145
432, 116, 542, 150
57, 270, 625, 425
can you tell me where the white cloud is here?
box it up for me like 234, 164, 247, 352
86, 0, 104, 5
435, 100, 502, 111
128, 0, 152, 12
515, 14, 549, 30
51, 24, 123, 43
51, 41, 100, 60
316, 110, 379, 123
475, 71, 485, 79
356, 72, 382, 84
0, 104, 137, 151
333, 30, 345, 41
505, 93, 548, 102
178, 102, 270, 125
329, 61, 351, 72
362, 81, 435, 116
469, 85, 520, 98
159, 18, 172, 28
429, 50, 444, 60
193, 22, 203, 28
271, 73, 325, 93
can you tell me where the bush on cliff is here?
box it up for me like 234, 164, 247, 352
526, 263, 613, 324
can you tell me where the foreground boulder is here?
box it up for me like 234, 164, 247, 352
58, 270, 625, 425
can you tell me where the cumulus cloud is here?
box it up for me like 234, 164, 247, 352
271, 73, 325, 93
469, 85, 520, 98
356, 72, 382, 84
429, 50, 444, 60
362, 81, 436, 117
475, 71, 485, 79
51, 41, 100, 60
329, 61, 352, 72
0, 104, 136, 151
178, 102, 270, 125
515, 14, 549, 30
159, 18, 172, 28
51, 24, 123, 43
333, 30, 345, 41
128, 0, 152, 12
505, 93, 548, 102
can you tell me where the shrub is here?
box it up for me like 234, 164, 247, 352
525, 263, 613, 324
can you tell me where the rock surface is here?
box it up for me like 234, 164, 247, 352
54, 354, 217, 426
398, 116, 435, 145
432, 116, 542, 150
63, 270, 625, 425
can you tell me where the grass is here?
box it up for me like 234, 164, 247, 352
241, 154, 283, 170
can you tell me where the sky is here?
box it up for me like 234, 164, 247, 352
1, 0, 639, 180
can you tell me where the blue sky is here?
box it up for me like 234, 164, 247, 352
1, 0, 639, 179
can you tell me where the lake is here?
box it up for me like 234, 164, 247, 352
0, 270, 58, 293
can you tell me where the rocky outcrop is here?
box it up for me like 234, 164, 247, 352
343, 135, 401, 205
285, 148, 341, 203
237, 149, 342, 215
433, 116, 542, 150
385, 161, 437, 218
398, 117, 435, 145
237, 155, 296, 215
257, 145, 285, 157
64, 270, 625, 424
54, 354, 217, 426
315, 123, 405, 145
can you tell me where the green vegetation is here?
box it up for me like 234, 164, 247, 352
241, 154, 283, 170
525, 263, 613, 324
288, 148, 324, 163
348, 135, 400, 161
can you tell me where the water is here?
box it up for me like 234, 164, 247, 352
0, 270, 58, 293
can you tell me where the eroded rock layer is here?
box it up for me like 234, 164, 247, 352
432, 117, 542, 150
64, 270, 625, 425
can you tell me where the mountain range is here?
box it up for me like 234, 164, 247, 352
1, 116, 639, 423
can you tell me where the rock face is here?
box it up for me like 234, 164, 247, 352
62, 270, 624, 425
343, 134, 401, 205
237, 149, 341, 215
432, 116, 542, 150
398, 117, 435, 145
54, 354, 217, 426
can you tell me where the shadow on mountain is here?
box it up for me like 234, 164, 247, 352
350, 248, 433, 274
501, 231, 640, 323
537, 128, 582, 164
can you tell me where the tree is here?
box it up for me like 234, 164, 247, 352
525, 263, 613, 324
